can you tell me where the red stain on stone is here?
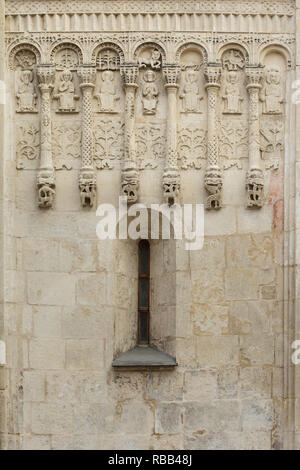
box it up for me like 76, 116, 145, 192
268, 171, 283, 203
273, 199, 284, 233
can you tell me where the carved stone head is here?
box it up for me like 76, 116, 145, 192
227, 70, 239, 84
144, 70, 156, 83
21, 70, 34, 84
102, 70, 114, 82
266, 66, 280, 85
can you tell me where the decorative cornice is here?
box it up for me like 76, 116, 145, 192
5, 0, 295, 16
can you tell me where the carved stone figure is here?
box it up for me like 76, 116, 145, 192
142, 70, 159, 115
54, 70, 79, 112
96, 70, 119, 113
260, 66, 283, 114
180, 70, 203, 113
138, 49, 161, 70
16, 70, 37, 113
79, 171, 96, 207
222, 71, 243, 114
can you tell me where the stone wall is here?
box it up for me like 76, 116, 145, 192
0, 0, 299, 450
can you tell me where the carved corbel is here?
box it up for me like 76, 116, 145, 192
78, 66, 97, 207
246, 66, 264, 208
36, 65, 55, 208
162, 64, 181, 205
204, 65, 222, 210
120, 64, 139, 203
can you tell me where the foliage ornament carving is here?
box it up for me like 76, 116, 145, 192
178, 127, 206, 169
94, 119, 124, 169
16, 123, 39, 169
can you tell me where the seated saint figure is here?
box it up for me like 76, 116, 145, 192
223, 71, 243, 114
180, 70, 203, 113
96, 70, 119, 113
16, 70, 37, 113
54, 70, 79, 112
260, 66, 283, 115
142, 70, 159, 115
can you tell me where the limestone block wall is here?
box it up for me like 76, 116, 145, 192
0, 0, 299, 450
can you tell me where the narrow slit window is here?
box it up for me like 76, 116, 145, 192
138, 240, 150, 344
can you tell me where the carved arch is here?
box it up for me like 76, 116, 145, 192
133, 41, 167, 65
217, 43, 249, 68
91, 42, 125, 68
8, 43, 41, 71
259, 44, 292, 70
50, 42, 83, 69
175, 42, 208, 66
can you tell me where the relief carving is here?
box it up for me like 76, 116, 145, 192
138, 49, 161, 70
260, 121, 284, 170
222, 49, 245, 71
222, 71, 243, 114
179, 70, 203, 113
94, 119, 124, 169
219, 121, 248, 169
52, 122, 81, 170
14, 49, 37, 70
136, 125, 165, 169
141, 70, 159, 115
95, 70, 120, 113
16, 70, 38, 113
16, 123, 39, 169
178, 127, 206, 169
53, 69, 79, 113
260, 66, 284, 115
54, 47, 80, 70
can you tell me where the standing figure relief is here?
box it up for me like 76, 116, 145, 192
260, 66, 284, 115
180, 70, 203, 113
222, 70, 243, 114
16, 70, 38, 113
96, 70, 120, 113
142, 70, 159, 115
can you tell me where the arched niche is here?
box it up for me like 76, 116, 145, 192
134, 43, 166, 122
8, 43, 41, 71
92, 43, 125, 116
92, 42, 125, 70
50, 42, 83, 70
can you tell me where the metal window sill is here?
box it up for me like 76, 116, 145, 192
112, 345, 177, 370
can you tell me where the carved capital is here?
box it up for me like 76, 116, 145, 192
163, 168, 180, 206
246, 169, 264, 208
121, 164, 139, 204
120, 64, 139, 87
246, 66, 264, 89
37, 65, 55, 91
162, 64, 181, 88
79, 170, 97, 207
37, 169, 55, 208
78, 66, 96, 89
204, 65, 221, 88
205, 167, 223, 210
